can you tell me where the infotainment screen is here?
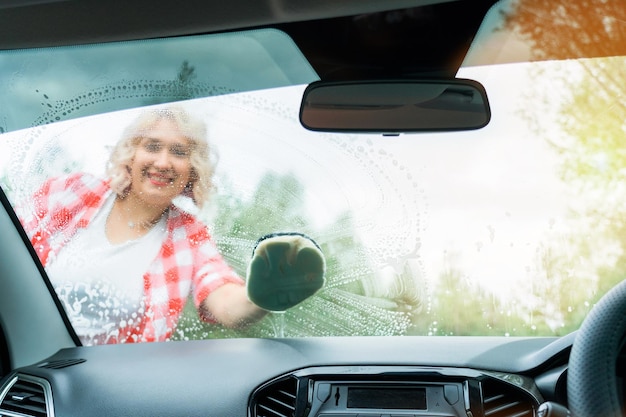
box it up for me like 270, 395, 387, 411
347, 387, 427, 410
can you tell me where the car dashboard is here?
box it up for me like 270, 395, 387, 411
0, 335, 586, 417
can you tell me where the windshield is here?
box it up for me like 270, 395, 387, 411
0, 0, 624, 343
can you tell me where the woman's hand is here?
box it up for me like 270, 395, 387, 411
201, 233, 325, 328
245, 233, 325, 312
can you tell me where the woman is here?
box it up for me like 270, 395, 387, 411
21, 106, 325, 345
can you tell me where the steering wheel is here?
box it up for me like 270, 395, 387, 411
568, 278, 626, 417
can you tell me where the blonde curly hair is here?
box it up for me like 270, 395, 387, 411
106, 105, 215, 209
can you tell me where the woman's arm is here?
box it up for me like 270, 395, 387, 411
200, 282, 268, 328
195, 232, 325, 329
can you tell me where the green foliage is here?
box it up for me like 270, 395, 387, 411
143, 60, 206, 106
498, 0, 626, 334
409, 254, 541, 337
172, 171, 417, 340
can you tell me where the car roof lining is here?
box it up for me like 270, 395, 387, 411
0, 0, 498, 83
0, 0, 470, 48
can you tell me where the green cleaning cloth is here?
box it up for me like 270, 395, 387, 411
246, 233, 325, 312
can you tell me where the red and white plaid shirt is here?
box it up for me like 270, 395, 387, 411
20, 173, 243, 343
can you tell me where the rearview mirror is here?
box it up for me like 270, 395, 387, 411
299, 79, 490, 133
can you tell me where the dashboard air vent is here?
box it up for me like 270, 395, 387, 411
0, 375, 51, 417
482, 379, 536, 417
253, 376, 298, 417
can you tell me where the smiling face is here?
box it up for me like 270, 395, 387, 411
127, 118, 193, 210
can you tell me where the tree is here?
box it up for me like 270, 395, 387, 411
502, 0, 626, 61
31, 59, 230, 127
172, 172, 420, 340
408, 249, 539, 337
143, 60, 205, 106
500, 0, 626, 331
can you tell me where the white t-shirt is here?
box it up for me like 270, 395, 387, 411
46, 195, 167, 345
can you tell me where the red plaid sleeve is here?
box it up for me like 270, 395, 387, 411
140, 208, 243, 342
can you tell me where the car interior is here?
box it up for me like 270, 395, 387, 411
0, 1, 625, 417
